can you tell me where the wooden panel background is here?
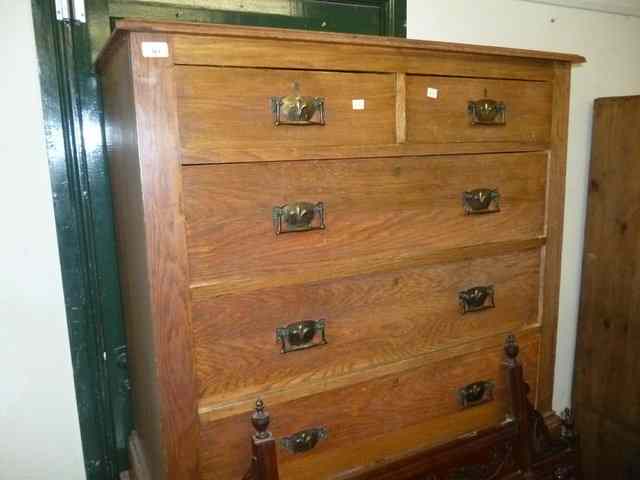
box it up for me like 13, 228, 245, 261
573, 96, 640, 479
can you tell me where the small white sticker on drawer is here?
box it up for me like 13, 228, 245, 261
141, 42, 169, 58
427, 87, 439, 99
352, 99, 366, 110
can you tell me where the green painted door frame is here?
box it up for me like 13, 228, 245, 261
31, 1, 406, 478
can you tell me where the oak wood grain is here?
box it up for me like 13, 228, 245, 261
129, 32, 200, 480
192, 250, 542, 406
407, 76, 552, 145
175, 66, 396, 163
395, 72, 407, 144
180, 141, 551, 165
537, 63, 570, 414
198, 327, 543, 422
101, 34, 166, 480
183, 153, 547, 295
96, 23, 582, 480
198, 339, 540, 480
97, 20, 584, 68
170, 35, 557, 82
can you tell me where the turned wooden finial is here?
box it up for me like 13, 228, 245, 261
504, 334, 520, 365
252, 399, 271, 440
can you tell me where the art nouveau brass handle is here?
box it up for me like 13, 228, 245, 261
458, 380, 495, 409
459, 286, 495, 314
271, 81, 325, 125
276, 319, 327, 354
273, 201, 325, 235
280, 426, 328, 454
468, 90, 506, 125
462, 188, 500, 215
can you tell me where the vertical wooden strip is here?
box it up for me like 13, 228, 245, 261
395, 72, 407, 143
130, 32, 200, 480
102, 35, 163, 480
538, 62, 571, 414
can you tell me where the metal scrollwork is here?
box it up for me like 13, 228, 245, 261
459, 286, 496, 314
458, 380, 496, 409
273, 201, 325, 235
468, 89, 506, 125
276, 319, 327, 354
280, 426, 328, 454
463, 188, 500, 215
271, 81, 326, 126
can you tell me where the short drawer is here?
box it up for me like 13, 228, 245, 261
183, 152, 547, 294
406, 76, 552, 145
198, 338, 540, 480
175, 66, 396, 163
192, 250, 541, 405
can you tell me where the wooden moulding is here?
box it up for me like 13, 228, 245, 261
96, 19, 585, 72
241, 335, 580, 480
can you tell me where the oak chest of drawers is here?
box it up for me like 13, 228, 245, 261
97, 20, 584, 480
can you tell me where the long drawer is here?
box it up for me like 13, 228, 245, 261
176, 66, 397, 163
198, 338, 540, 480
183, 152, 547, 294
192, 249, 541, 405
406, 76, 552, 145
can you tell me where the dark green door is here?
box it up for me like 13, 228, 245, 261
31, 1, 406, 479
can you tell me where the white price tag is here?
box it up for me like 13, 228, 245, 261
426, 87, 439, 99
352, 99, 366, 110
141, 42, 169, 58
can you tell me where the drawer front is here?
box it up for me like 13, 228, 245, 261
406, 76, 552, 145
175, 66, 396, 163
183, 153, 547, 294
198, 338, 540, 480
193, 250, 541, 404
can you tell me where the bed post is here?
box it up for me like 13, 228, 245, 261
244, 399, 280, 480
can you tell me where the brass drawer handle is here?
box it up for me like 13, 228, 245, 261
280, 426, 328, 454
459, 286, 495, 314
462, 188, 500, 215
271, 81, 325, 126
273, 201, 325, 235
276, 319, 327, 354
468, 90, 506, 125
458, 380, 495, 409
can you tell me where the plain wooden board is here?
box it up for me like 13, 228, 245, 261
573, 96, 640, 479
537, 63, 571, 413
101, 34, 167, 480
